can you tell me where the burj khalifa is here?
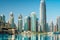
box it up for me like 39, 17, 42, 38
40, 0, 46, 32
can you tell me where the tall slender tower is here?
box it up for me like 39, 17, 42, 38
49, 21, 54, 32
56, 16, 60, 32
9, 12, 15, 28
28, 16, 31, 31
40, 0, 46, 32
18, 14, 22, 32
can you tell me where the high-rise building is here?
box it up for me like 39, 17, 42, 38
46, 23, 50, 32
55, 20, 58, 32
36, 18, 38, 32
38, 22, 40, 32
24, 16, 29, 31
56, 16, 60, 32
53, 25, 57, 32
0, 14, 5, 26
0, 15, 2, 22
0, 15, 2, 26
28, 16, 31, 31
2, 14, 5, 26
31, 12, 36, 32
18, 14, 22, 32
40, 0, 46, 32
1, 14, 5, 23
49, 21, 54, 32
9, 12, 15, 28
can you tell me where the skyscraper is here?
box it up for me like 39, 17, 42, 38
28, 16, 31, 31
40, 0, 46, 32
38, 22, 40, 32
24, 16, 29, 31
46, 23, 49, 32
31, 12, 36, 32
0, 15, 2, 26
18, 14, 22, 32
9, 12, 15, 28
1, 14, 5, 23
1, 14, 5, 26
55, 18, 58, 32
0, 15, 2, 22
56, 16, 60, 32
36, 18, 38, 32
49, 21, 54, 32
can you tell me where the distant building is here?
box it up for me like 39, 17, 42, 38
36, 18, 38, 32
46, 23, 50, 32
24, 16, 31, 31
9, 12, 16, 28
18, 14, 22, 32
31, 12, 36, 32
24, 16, 29, 31
38, 22, 40, 32
28, 16, 31, 31
0, 14, 5, 26
55, 23, 58, 32
0, 15, 2, 26
53, 25, 57, 32
56, 16, 60, 32
0, 15, 2, 21
49, 21, 54, 32
1, 14, 5, 23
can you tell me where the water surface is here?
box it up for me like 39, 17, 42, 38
0, 34, 60, 40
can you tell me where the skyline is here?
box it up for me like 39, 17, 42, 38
0, 0, 60, 24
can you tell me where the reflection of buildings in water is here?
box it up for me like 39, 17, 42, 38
22, 33, 31, 40
0, 34, 2, 40
58, 35, 60, 40
40, 34, 45, 40
31, 34, 36, 40
38, 34, 40, 40
16, 34, 22, 40
53, 35, 58, 40
2, 34, 8, 40
36, 34, 38, 40
44, 35, 53, 40
1, 34, 60, 40
11, 35, 15, 40
8, 35, 15, 40
23, 36, 29, 40
38, 34, 54, 40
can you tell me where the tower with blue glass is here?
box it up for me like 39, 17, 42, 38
18, 14, 22, 32
31, 12, 36, 32
24, 16, 29, 31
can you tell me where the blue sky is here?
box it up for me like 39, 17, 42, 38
0, 0, 60, 24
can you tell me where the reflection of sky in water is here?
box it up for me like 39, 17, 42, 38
0, 34, 60, 40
